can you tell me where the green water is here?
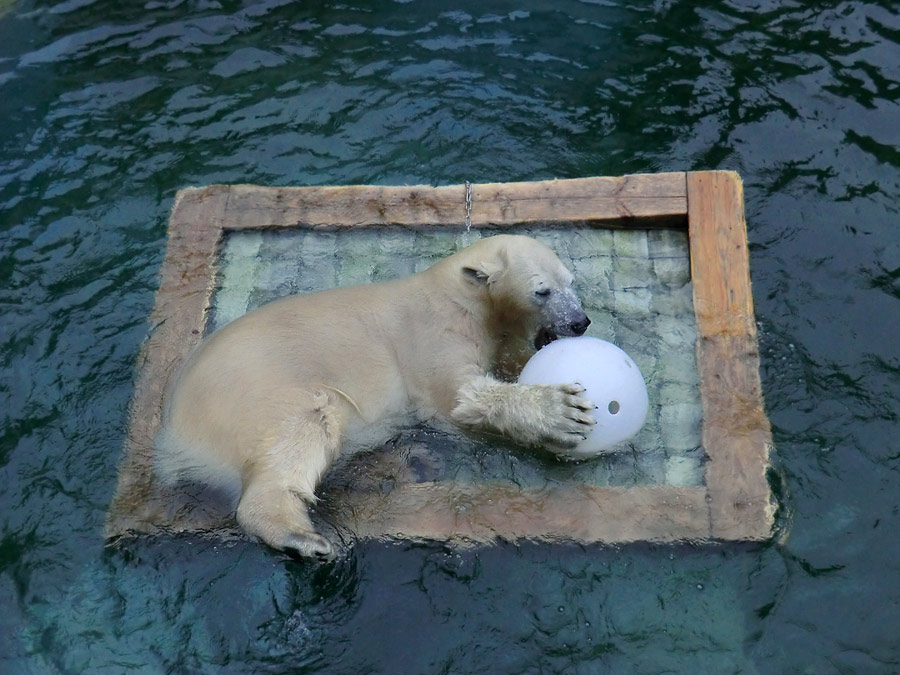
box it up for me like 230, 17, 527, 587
1, 1, 898, 672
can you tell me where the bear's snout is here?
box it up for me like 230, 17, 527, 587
569, 314, 591, 335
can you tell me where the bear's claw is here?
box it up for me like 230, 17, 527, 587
543, 382, 596, 447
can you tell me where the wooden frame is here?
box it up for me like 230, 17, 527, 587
106, 171, 774, 545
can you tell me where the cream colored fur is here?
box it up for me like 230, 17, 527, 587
155, 234, 595, 560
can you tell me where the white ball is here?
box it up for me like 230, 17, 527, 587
518, 336, 649, 459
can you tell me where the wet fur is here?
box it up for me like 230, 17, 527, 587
155, 235, 594, 560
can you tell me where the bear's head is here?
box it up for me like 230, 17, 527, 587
460, 235, 591, 350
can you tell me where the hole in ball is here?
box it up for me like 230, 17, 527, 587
608, 400, 620, 415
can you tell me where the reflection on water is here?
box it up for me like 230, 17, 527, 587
1, 0, 898, 672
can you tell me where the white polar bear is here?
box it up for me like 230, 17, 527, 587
155, 234, 595, 560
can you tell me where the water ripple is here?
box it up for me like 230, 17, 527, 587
0, 0, 898, 672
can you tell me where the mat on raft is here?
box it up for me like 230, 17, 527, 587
107, 172, 774, 546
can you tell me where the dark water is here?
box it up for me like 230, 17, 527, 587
1, 0, 898, 672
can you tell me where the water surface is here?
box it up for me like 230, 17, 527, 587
1, 1, 898, 672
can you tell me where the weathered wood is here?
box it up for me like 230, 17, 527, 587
687, 171, 757, 337
106, 186, 228, 537
223, 173, 688, 230
332, 483, 711, 544
687, 172, 774, 540
697, 337, 774, 540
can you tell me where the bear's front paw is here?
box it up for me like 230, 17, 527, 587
540, 382, 596, 449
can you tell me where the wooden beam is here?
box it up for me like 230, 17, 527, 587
328, 483, 711, 544
222, 173, 688, 229
106, 186, 228, 537
697, 336, 774, 540
687, 171, 774, 540
687, 171, 757, 337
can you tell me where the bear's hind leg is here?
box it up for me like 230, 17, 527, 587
236, 390, 343, 561
237, 480, 334, 561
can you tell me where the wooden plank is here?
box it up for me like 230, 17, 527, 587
106, 186, 229, 538
697, 336, 774, 540
472, 174, 686, 227
687, 171, 757, 337
687, 171, 774, 540
327, 483, 711, 544
222, 173, 688, 230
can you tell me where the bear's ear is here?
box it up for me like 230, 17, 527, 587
462, 264, 489, 284
462, 258, 504, 286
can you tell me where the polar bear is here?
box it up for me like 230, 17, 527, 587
155, 234, 595, 560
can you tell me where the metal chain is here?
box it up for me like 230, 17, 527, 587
464, 180, 472, 232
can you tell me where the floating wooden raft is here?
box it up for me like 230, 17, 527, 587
107, 171, 774, 546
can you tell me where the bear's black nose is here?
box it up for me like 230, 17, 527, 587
570, 315, 591, 335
